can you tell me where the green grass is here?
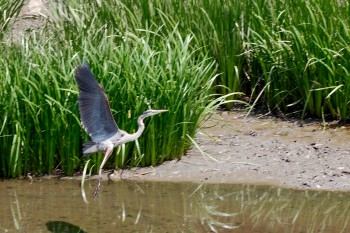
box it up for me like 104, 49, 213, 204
122, 0, 251, 108
0, 0, 24, 41
122, 0, 350, 119
0, 0, 226, 177
243, 0, 350, 119
1, 0, 350, 177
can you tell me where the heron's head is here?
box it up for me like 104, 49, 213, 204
142, 109, 168, 118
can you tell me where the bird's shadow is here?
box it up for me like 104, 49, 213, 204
46, 221, 87, 233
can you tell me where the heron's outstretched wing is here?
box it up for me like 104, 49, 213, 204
75, 64, 120, 142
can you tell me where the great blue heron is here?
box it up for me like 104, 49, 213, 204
74, 64, 167, 197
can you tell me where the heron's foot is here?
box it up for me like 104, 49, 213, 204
120, 168, 125, 180
93, 186, 100, 198
107, 169, 124, 184
107, 170, 116, 185
93, 177, 102, 198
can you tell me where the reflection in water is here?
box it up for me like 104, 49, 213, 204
10, 190, 21, 230
46, 221, 87, 233
0, 179, 349, 232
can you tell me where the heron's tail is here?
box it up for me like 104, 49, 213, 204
82, 141, 98, 156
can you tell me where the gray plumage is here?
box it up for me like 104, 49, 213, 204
75, 64, 120, 144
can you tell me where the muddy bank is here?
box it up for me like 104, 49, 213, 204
93, 111, 350, 192
9, 1, 350, 192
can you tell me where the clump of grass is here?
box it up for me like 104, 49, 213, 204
122, 0, 350, 119
0, 0, 24, 41
0, 41, 81, 177
0, 0, 224, 177
123, 0, 251, 108
244, 0, 350, 119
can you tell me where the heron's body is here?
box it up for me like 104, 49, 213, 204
74, 64, 167, 197
82, 129, 127, 154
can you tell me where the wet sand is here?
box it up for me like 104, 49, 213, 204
101, 111, 350, 192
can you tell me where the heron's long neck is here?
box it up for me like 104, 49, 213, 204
131, 115, 146, 139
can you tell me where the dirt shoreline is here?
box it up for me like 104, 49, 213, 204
64, 111, 350, 192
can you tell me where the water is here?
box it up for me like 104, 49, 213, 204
1, 179, 349, 233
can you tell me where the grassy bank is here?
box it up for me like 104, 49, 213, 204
1, 0, 350, 177
0, 1, 227, 177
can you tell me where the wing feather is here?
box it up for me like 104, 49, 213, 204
74, 64, 120, 142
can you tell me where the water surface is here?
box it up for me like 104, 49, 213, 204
1, 179, 349, 232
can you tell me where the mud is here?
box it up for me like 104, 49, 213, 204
104, 111, 350, 192
7, 0, 49, 44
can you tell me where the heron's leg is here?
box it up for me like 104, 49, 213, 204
120, 168, 125, 180
93, 147, 113, 198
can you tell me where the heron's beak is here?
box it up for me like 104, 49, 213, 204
155, 109, 168, 114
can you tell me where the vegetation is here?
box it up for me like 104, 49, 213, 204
1, 0, 350, 177
124, 0, 350, 119
0, 0, 227, 177
0, 0, 23, 40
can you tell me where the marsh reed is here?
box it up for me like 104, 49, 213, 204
0, 0, 226, 177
